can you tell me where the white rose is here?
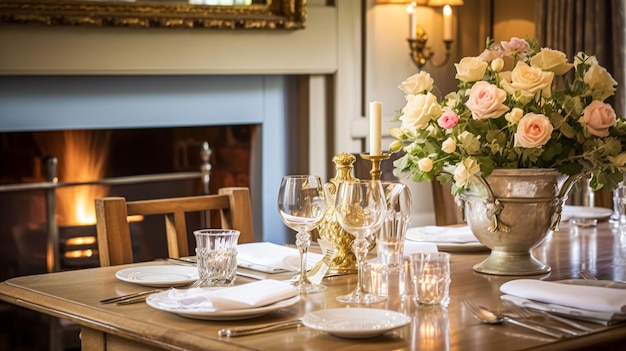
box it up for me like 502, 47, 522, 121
400, 92, 442, 133
453, 157, 480, 187
530, 48, 573, 75
418, 158, 433, 172
584, 63, 618, 101
398, 71, 435, 95
510, 61, 554, 98
442, 138, 457, 153
505, 107, 524, 124
491, 58, 505, 72
454, 57, 488, 82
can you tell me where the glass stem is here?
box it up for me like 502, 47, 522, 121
353, 234, 369, 296
296, 229, 312, 284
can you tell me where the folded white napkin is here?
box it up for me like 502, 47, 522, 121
148, 279, 297, 312
500, 279, 626, 314
237, 242, 323, 272
405, 226, 479, 244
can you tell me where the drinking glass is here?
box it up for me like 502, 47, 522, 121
334, 179, 387, 304
378, 181, 413, 266
277, 175, 327, 293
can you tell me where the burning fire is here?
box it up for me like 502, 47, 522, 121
43, 130, 111, 226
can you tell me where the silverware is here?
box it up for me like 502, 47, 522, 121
99, 289, 163, 305
502, 299, 581, 336
217, 319, 302, 337
579, 269, 598, 280
464, 300, 566, 339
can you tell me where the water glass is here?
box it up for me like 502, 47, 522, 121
378, 182, 412, 266
409, 252, 451, 306
614, 183, 626, 231
193, 229, 240, 287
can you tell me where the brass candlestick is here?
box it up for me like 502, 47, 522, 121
360, 152, 391, 180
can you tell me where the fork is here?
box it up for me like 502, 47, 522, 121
579, 269, 598, 280
99, 289, 163, 305
502, 300, 582, 336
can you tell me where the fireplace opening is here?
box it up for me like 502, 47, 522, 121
0, 125, 254, 279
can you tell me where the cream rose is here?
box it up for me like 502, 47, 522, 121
609, 153, 626, 167
465, 81, 510, 120
530, 48, 573, 75
398, 71, 435, 95
510, 61, 554, 98
514, 113, 554, 148
579, 100, 616, 137
418, 158, 433, 172
400, 92, 442, 133
505, 107, 524, 124
454, 57, 488, 82
584, 63, 618, 101
453, 157, 480, 187
442, 138, 457, 153
491, 58, 505, 73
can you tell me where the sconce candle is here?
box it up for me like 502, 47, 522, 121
407, 4, 417, 39
369, 101, 383, 156
443, 5, 452, 41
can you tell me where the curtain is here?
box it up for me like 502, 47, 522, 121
535, 0, 625, 208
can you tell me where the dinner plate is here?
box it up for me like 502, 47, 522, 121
562, 205, 613, 221
301, 308, 411, 339
115, 265, 198, 287
146, 295, 301, 320
405, 226, 488, 252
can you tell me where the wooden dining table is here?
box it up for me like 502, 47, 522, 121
1, 222, 626, 351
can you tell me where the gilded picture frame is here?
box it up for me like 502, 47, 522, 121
0, 0, 306, 30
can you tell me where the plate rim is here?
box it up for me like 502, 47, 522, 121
301, 307, 411, 337
562, 205, 613, 219
115, 265, 198, 287
146, 294, 301, 320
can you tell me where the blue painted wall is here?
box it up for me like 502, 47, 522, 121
0, 75, 295, 243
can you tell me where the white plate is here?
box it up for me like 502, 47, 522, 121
301, 308, 411, 339
405, 226, 488, 252
146, 295, 301, 320
115, 265, 198, 287
562, 205, 613, 220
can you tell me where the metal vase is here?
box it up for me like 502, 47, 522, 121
458, 169, 581, 275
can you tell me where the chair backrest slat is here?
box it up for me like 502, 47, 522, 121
95, 187, 254, 266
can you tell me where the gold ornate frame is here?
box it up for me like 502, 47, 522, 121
0, 0, 306, 29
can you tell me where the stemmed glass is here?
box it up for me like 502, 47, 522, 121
334, 179, 387, 304
277, 175, 327, 293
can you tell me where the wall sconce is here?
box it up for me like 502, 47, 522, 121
400, 0, 464, 69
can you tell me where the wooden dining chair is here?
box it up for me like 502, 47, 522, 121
95, 187, 254, 266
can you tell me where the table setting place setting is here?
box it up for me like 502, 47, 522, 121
98, 175, 626, 342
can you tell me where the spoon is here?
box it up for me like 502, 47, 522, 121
464, 300, 565, 339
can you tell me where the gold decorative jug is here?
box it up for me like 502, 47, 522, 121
317, 153, 375, 274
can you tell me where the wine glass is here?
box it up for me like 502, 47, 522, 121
277, 175, 327, 293
334, 179, 387, 304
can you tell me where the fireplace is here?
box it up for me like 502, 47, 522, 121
0, 74, 299, 278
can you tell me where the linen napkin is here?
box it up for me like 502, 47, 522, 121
405, 225, 479, 244
147, 279, 297, 312
237, 242, 323, 272
500, 279, 626, 316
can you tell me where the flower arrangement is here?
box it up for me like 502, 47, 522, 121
389, 37, 626, 194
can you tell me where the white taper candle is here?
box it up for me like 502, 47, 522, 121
369, 101, 382, 156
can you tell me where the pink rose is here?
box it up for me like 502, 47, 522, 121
438, 111, 459, 129
579, 100, 616, 137
465, 81, 510, 120
514, 113, 554, 148
501, 37, 531, 57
